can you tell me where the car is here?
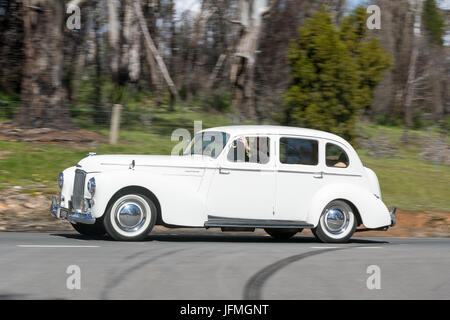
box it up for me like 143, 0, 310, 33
50, 125, 396, 243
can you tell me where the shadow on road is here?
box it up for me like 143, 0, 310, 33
50, 233, 389, 244
0, 293, 29, 300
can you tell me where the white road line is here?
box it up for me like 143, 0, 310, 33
309, 246, 383, 249
17, 245, 99, 248
355, 246, 383, 249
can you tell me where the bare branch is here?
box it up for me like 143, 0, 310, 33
227, 19, 244, 27
133, 0, 179, 101
262, 0, 279, 18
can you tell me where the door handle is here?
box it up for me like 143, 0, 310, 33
219, 168, 231, 175
313, 171, 323, 179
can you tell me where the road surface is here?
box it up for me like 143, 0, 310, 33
0, 232, 448, 299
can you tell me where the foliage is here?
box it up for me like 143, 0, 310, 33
422, 0, 445, 46
283, 7, 391, 143
0, 92, 20, 120
204, 89, 232, 113
374, 112, 403, 127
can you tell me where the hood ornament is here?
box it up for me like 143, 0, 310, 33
88, 152, 97, 157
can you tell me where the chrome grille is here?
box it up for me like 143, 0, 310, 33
72, 169, 86, 210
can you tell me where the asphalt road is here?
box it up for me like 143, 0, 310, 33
0, 232, 448, 300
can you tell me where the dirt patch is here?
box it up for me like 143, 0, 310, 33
0, 188, 448, 237
0, 122, 107, 148
0, 190, 71, 232
353, 209, 450, 238
0, 150, 11, 159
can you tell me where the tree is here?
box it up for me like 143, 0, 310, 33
340, 7, 392, 116
369, 0, 412, 123
421, 0, 446, 122
229, 0, 279, 119
422, 0, 444, 46
283, 7, 391, 143
402, 0, 423, 129
17, 0, 70, 128
0, 0, 23, 98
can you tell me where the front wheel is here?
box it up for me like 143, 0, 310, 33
265, 228, 302, 240
312, 200, 357, 243
104, 193, 157, 241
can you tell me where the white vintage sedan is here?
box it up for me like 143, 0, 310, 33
51, 125, 396, 243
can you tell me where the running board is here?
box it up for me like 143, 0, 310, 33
205, 215, 314, 229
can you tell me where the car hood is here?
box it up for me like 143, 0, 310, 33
77, 154, 215, 172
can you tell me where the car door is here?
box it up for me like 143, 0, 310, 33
274, 135, 325, 221
206, 135, 276, 220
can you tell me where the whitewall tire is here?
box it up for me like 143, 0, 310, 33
104, 193, 156, 241
312, 200, 357, 243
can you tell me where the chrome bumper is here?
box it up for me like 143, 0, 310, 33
50, 195, 96, 225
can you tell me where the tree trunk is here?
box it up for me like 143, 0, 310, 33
93, 4, 107, 124
402, 0, 423, 129
72, 8, 95, 102
17, 0, 69, 128
146, 0, 162, 104
107, 0, 120, 84
134, 0, 179, 103
169, 0, 176, 110
230, 0, 276, 119
121, 0, 141, 83
183, 1, 216, 100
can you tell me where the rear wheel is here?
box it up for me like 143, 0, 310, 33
312, 200, 357, 243
104, 193, 157, 241
265, 228, 302, 240
71, 220, 106, 237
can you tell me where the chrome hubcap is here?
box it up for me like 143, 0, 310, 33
324, 206, 349, 235
115, 200, 147, 232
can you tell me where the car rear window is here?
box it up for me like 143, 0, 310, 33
326, 143, 349, 168
279, 137, 318, 165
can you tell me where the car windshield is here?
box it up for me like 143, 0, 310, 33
184, 131, 229, 158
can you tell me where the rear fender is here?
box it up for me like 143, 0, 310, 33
307, 183, 391, 229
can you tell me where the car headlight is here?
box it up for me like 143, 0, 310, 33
87, 177, 96, 197
57, 172, 64, 189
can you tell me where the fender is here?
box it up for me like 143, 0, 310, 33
89, 169, 207, 227
307, 182, 391, 229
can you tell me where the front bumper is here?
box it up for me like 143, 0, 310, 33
50, 195, 96, 225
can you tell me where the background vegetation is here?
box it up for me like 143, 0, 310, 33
0, 0, 449, 215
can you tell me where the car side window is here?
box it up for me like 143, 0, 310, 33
279, 137, 318, 165
227, 136, 270, 164
326, 143, 349, 168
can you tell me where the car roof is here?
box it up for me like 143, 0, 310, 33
201, 125, 351, 147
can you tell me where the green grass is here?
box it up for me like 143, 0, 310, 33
0, 106, 237, 194
356, 122, 450, 211
0, 117, 449, 212
359, 151, 450, 212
